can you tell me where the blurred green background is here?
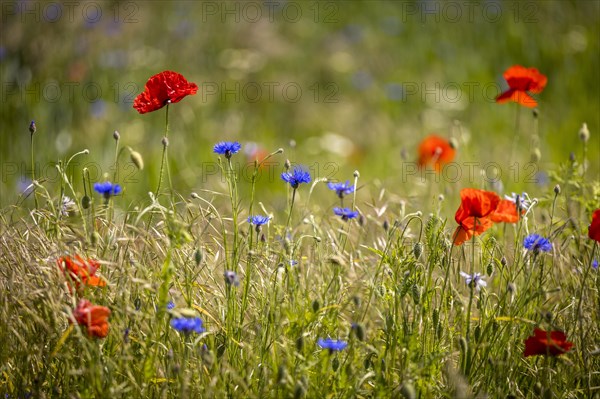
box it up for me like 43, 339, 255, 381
1, 0, 598, 211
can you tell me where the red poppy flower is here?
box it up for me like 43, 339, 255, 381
133, 71, 198, 114
496, 65, 547, 108
417, 135, 456, 172
453, 188, 500, 245
58, 255, 106, 291
72, 299, 111, 338
490, 199, 520, 224
523, 328, 573, 357
589, 209, 600, 243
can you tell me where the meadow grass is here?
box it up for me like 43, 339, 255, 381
0, 133, 599, 398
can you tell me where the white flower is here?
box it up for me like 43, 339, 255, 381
60, 196, 76, 216
505, 192, 531, 212
460, 271, 487, 291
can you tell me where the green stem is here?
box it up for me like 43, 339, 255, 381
31, 132, 39, 209
285, 188, 297, 232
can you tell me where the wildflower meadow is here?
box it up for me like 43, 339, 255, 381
1, 2, 599, 398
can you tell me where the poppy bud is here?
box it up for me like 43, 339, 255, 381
449, 137, 459, 150
530, 148, 541, 162
487, 262, 494, 276
554, 184, 561, 195
352, 323, 365, 341
383, 220, 389, 231
81, 195, 91, 209
90, 231, 101, 246
578, 123, 590, 142
113, 130, 120, 141
532, 108, 539, 118
296, 336, 304, 351
162, 137, 169, 147
129, 149, 144, 170
311, 300, 320, 312
353, 170, 360, 178
284, 159, 291, 171
501, 256, 507, 267
413, 242, 423, 259
194, 249, 202, 265
29, 120, 36, 135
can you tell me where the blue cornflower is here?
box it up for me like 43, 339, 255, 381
327, 180, 355, 198
213, 141, 241, 159
170, 317, 205, 334
94, 181, 121, 198
592, 259, 598, 270
327, 180, 354, 198
224, 270, 240, 287
333, 207, 359, 221
459, 272, 487, 291
317, 338, 348, 351
166, 301, 175, 310
248, 215, 271, 226
281, 167, 311, 189
523, 234, 552, 254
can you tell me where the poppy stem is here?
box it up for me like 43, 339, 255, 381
155, 103, 170, 200
510, 103, 521, 165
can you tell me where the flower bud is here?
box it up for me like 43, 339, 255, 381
311, 300, 320, 313
162, 137, 169, 147
530, 148, 541, 163
113, 130, 120, 141
194, 249, 202, 266
413, 242, 423, 259
353, 170, 360, 178
532, 108, 539, 118
578, 122, 590, 142
554, 184, 561, 195
130, 149, 144, 170
284, 159, 291, 171
81, 195, 91, 209
449, 137, 459, 150
29, 120, 36, 135
351, 323, 365, 341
